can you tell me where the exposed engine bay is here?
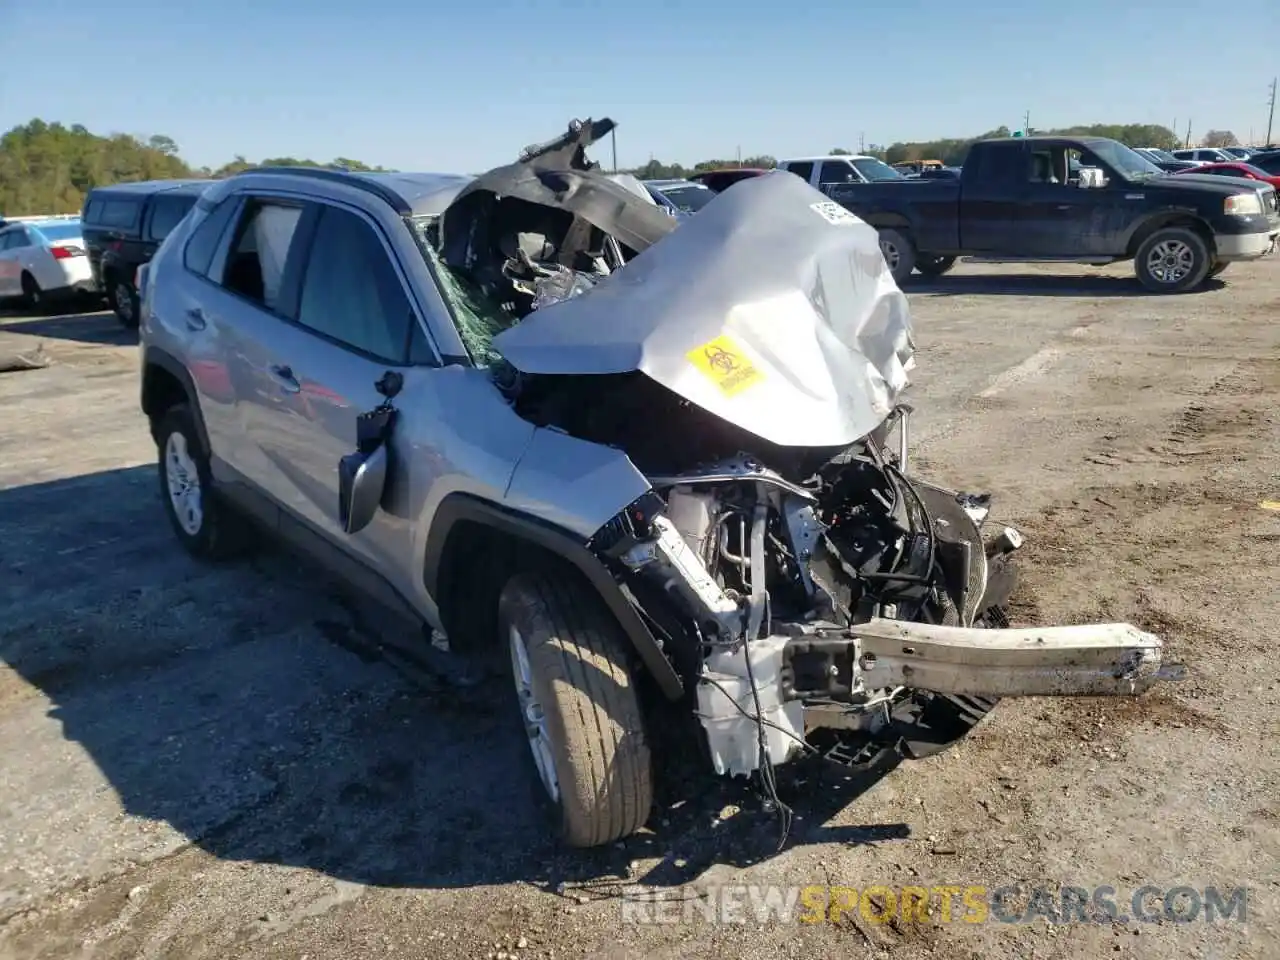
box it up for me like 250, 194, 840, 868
424, 118, 1185, 787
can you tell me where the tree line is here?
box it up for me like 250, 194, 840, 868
0, 117, 1249, 216
0, 119, 389, 216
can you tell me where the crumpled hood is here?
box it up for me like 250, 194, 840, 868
492, 171, 915, 448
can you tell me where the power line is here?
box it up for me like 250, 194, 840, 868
1266, 78, 1277, 146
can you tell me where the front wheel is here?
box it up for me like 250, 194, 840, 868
877, 228, 916, 285
1133, 227, 1212, 293
1207, 261, 1229, 278
914, 254, 957, 278
498, 571, 652, 848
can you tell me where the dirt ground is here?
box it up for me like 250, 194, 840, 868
0, 260, 1276, 960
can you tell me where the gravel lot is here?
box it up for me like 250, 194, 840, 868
1, 260, 1277, 960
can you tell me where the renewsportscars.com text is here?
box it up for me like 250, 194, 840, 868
620, 883, 1250, 926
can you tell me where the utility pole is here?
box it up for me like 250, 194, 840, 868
1266, 77, 1277, 146
610, 128, 618, 172
1023, 110, 1031, 135
860, 131, 866, 152
1185, 119, 1192, 148
736, 145, 742, 166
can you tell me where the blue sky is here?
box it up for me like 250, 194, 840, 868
2, 0, 1277, 171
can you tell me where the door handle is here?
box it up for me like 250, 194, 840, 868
1055, 204, 1072, 211
269, 364, 301, 394
185, 308, 206, 331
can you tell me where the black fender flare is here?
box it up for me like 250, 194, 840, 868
860, 212, 913, 231
423, 492, 684, 700
141, 346, 211, 457
1123, 211, 1214, 257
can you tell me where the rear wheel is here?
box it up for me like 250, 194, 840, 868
1133, 227, 1211, 293
20, 272, 43, 313
154, 405, 253, 560
497, 570, 652, 848
107, 275, 139, 329
915, 254, 957, 278
877, 228, 916, 285
1207, 261, 1229, 278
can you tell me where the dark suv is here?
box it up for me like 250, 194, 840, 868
81, 179, 213, 327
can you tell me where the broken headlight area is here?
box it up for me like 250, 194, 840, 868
582, 408, 1182, 781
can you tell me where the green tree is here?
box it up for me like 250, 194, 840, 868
1202, 130, 1238, 148
0, 119, 390, 215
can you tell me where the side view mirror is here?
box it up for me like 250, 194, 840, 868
338, 379, 400, 534
1077, 167, 1107, 189
339, 441, 389, 534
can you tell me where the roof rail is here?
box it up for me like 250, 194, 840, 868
235, 166, 409, 215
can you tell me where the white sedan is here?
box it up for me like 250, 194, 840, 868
0, 218, 97, 310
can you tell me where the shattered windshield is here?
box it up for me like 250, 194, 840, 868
410, 215, 515, 366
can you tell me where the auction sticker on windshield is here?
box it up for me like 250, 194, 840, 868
810, 201, 860, 225
687, 334, 765, 397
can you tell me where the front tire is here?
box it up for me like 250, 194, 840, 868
1133, 227, 1211, 293
915, 254, 957, 278
1207, 261, 1229, 278
498, 571, 652, 848
877, 228, 917, 285
154, 405, 252, 560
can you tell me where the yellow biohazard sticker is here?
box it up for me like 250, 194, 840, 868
687, 334, 765, 397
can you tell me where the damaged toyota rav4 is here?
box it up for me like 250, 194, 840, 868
139, 119, 1185, 849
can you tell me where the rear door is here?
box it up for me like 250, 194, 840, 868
956, 141, 1026, 252
233, 199, 430, 577
0, 230, 19, 295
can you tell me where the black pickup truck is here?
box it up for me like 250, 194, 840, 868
828, 136, 1280, 292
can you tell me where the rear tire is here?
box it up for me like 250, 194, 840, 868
497, 570, 653, 848
914, 254, 957, 278
877, 228, 916, 285
1207, 261, 1229, 278
20, 272, 43, 313
1133, 227, 1211, 293
107, 275, 140, 329
154, 404, 253, 560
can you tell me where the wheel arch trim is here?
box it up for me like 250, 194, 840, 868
423, 492, 684, 700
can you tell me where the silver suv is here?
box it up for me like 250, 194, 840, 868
140, 119, 1182, 849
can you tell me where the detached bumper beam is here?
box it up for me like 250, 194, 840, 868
852, 618, 1186, 698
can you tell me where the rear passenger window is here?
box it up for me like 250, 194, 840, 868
220, 201, 304, 311
296, 205, 414, 362
147, 195, 197, 241
786, 161, 814, 182
83, 199, 103, 222
98, 199, 141, 228
183, 197, 241, 277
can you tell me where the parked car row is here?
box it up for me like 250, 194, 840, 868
6, 133, 1280, 319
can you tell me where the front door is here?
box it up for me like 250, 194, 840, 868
1024, 146, 1131, 257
